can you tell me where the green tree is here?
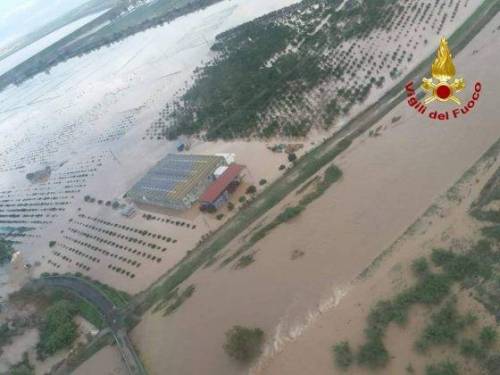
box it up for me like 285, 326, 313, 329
223, 326, 264, 363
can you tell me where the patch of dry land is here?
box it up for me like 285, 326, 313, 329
131, 10, 500, 375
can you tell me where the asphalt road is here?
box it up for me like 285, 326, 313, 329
37, 276, 147, 375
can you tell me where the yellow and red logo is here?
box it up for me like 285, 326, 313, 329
421, 37, 465, 105
405, 36, 482, 121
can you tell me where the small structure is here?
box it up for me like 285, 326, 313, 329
200, 163, 245, 209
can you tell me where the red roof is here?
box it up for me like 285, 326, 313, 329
200, 163, 244, 203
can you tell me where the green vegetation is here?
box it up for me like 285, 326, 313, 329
236, 254, 255, 269
0, 322, 16, 349
163, 284, 195, 316
8, 352, 34, 375
415, 299, 476, 352
411, 257, 430, 277
460, 338, 486, 360
223, 326, 264, 363
152, 285, 196, 316
425, 360, 458, 375
357, 335, 389, 369
480, 326, 497, 348
165, 0, 403, 140
0, 238, 14, 265
36, 300, 79, 359
333, 341, 353, 370
72, 298, 104, 330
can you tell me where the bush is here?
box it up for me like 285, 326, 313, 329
279, 164, 286, 170
206, 205, 217, 214
223, 326, 264, 363
49, 241, 56, 248
411, 257, 429, 278
415, 299, 474, 352
259, 179, 267, 186
277, 206, 304, 222
236, 255, 255, 268
227, 202, 235, 211
238, 196, 247, 203
425, 360, 458, 375
333, 341, 353, 369
246, 185, 257, 195
357, 336, 389, 369
481, 225, 500, 240
288, 152, 297, 162
480, 326, 497, 348
431, 248, 455, 266
216, 213, 224, 220
460, 338, 486, 360
411, 273, 451, 305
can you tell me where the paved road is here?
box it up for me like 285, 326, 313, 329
37, 276, 147, 375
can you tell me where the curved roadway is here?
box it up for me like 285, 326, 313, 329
37, 276, 147, 375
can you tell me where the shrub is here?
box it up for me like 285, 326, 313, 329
259, 179, 267, 186
49, 241, 56, 248
425, 360, 458, 375
236, 255, 255, 268
227, 202, 235, 211
216, 213, 224, 220
333, 341, 353, 369
481, 225, 500, 240
411, 257, 429, 278
246, 185, 257, 195
357, 336, 389, 369
239, 196, 247, 203
111, 201, 120, 209
415, 299, 474, 352
480, 326, 497, 348
223, 326, 264, 363
411, 273, 451, 305
288, 152, 297, 162
206, 206, 217, 214
277, 206, 304, 222
279, 164, 286, 170
460, 338, 486, 360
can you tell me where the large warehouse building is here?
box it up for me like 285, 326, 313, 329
127, 154, 226, 210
